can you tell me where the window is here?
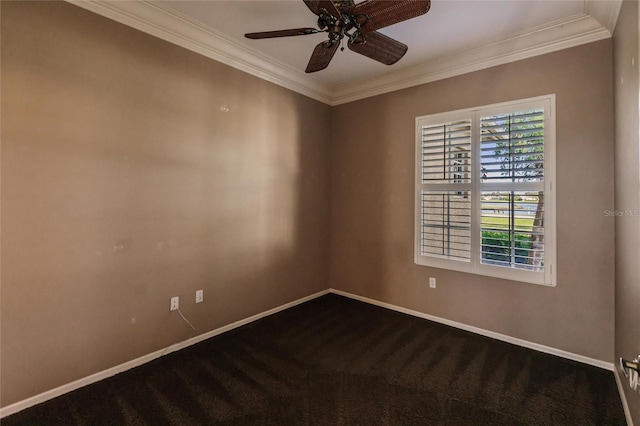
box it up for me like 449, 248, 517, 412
415, 95, 556, 286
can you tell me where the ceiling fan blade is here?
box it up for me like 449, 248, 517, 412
303, 0, 322, 15
303, 0, 341, 19
245, 28, 320, 39
349, 0, 430, 31
306, 40, 340, 73
347, 31, 408, 65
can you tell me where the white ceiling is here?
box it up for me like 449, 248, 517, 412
160, 0, 585, 86
70, 0, 622, 104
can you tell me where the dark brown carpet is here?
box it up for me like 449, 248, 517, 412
3, 294, 626, 425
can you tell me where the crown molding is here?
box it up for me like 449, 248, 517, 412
330, 13, 611, 105
67, 0, 333, 104
585, 0, 623, 34
67, 1, 618, 107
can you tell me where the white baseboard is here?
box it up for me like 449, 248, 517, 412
614, 368, 635, 426
1, 287, 619, 419
0, 289, 330, 419
329, 288, 615, 371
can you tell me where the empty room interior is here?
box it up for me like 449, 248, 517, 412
1, 0, 639, 424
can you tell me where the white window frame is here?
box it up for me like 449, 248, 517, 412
414, 95, 557, 286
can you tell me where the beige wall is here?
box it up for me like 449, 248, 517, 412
0, 0, 628, 413
0, 1, 331, 406
330, 40, 615, 362
613, 0, 640, 422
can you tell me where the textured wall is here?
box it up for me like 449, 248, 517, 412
613, 0, 640, 422
1, 1, 331, 406
330, 40, 615, 363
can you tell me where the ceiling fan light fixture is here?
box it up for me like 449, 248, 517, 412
244, 0, 431, 72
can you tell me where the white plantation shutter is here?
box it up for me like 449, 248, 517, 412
420, 191, 471, 260
418, 118, 472, 263
480, 191, 544, 272
420, 120, 472, 184
479, 109, 546, 272
415, 96, 556, 286
480, 109, 545, 182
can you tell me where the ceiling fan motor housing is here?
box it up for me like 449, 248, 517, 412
317, 15, 330, 30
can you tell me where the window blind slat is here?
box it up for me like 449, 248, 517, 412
480, 190, 544, 272
421, 119, 472, 184
420, 191, 471, 261
480, 109, 545, 183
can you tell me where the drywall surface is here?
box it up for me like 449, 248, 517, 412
613, 0, 640, 422
330, 40, 616, 363
1, 1, 331, 406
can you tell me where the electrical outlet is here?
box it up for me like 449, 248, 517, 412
170, 296, 179, 311
429, 277, 436, 288
195, 289, 203, 304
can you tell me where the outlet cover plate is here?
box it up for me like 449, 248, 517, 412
170, 296, 179, 311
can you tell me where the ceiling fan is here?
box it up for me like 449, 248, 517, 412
244, 0, 431, 73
